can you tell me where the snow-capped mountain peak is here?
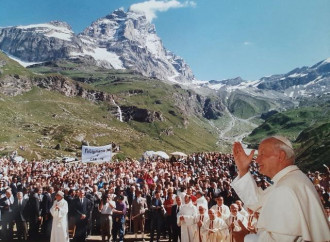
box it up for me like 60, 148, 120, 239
202, 58, 330, 100
0, 9, 194, 83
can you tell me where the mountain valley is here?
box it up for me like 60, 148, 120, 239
0, 8, 329, 170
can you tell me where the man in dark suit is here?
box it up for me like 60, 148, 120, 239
0, 189, 14, 240
9, 177, 18, 197
13, 191, 28, 240
150, 190, 164, 242
126, 185, 136, 233
73, 189, 92, 242
90, 185, 101, 235
27, 188, 43, 239
170, 196, 182, 242
207, 182, 221, 208
41, 186, 54, 237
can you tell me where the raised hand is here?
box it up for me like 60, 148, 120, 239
233, 142, 255, 177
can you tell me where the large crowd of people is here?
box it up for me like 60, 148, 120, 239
0, 145, 329, 241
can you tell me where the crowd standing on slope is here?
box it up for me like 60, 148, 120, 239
0, 148, 329, 241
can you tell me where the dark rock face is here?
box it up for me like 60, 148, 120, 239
261, 110, 279, 120
202, 97, 223, 120
171, 89, 224, 120
209, 77, 244, 86
120, 106, 163, 123
33, 75, 113, 103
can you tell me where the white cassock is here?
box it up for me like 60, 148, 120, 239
192, 213, 209, 242
232, 165, 330, 242
50, 198, 69, 242
238, 207, 249, 218
178, 191, 187, 202
177, 202, 198, 242
202, 217, 229, 242
225, 213, 248, 232
226, 213, 249, 242
196, 196, 208, 210
211, 204, 231, 220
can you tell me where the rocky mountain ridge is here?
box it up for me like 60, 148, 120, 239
204, 58, 330, 102
0, 9, 194, 83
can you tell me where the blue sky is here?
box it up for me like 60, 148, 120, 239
1, 0, 329, 81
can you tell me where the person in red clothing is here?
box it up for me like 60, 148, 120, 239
186, 187, 197, 205
143, 173, 154, 188
163, 188, 175, 241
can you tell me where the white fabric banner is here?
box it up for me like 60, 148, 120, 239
81, 145, 112, 163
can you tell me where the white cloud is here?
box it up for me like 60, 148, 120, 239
243, 41, 252, 46
129, 0, 196, 22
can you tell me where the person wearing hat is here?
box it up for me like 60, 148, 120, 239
232, 136, 330, 242
50, 191, 69, 242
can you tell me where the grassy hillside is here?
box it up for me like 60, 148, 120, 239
295, 123, 330, 171
0, 56, 219, 160
0, 51, 33, 77
227, 91, 273, 119
244, 104, 330, 171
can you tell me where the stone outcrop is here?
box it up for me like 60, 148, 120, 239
120, 106, 163, 123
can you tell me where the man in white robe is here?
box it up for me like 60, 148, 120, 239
226, 204, 249, 242
235, 200, 249, 218
195, 191, 208, 211
211, 196, 230, 220
177, 195, 198, 242
202, 209, 228, 242
192, 205, 209, 242
232, 136, 330, 242
50, 191, 69, 242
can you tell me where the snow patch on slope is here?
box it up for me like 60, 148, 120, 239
5, 52, 42, 67
71, 47, 124, 69
16, 23, 74, 41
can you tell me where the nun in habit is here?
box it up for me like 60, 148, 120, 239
50, 191, 69, 242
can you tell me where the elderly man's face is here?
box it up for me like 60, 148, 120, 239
235, 200, 242, 209
176, 197, 182, 206
198, 206, 205, 214
55, 194, 62, 201
79, 191, 85, 198
6, 190, 12, 198
184, 195, 190, 204
230, 204, 238, 216
256, 140, 281, 178
208, 210, 215, 220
